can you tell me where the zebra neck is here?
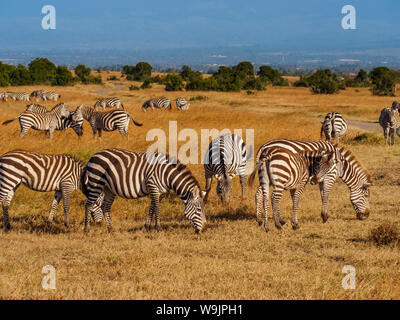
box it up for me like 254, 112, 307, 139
337, 153, 369, 189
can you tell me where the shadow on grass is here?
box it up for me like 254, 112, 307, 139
4, 213, 71, 234
206, 204, 254, 222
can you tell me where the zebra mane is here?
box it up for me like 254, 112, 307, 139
338, 146, 373, 184
50, 103, 66, 111
162, 153, 201, 190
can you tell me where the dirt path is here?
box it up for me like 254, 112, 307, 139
92, 84, 125, 95
346, 120, 380, 133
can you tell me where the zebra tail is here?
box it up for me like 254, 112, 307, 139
248, 159, 264, 187
2, 116, 19, 125
121, 103, 125, 110
131, 117, 143, 127
80, 166, 90, 197
320, 122, 324, 139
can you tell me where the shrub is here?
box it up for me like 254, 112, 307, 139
107, 75, 118, 81
9, 64, 31, 86
370, 67, 396, 96
140, 78, 152, 89
164, 74, 184, 91
129, 85, 140, 91
347, 132, 382, 145
370, 222, 399, 246
53, 66, 75, 86
189, 95, 208, 101
123, 62, 152, 81
29, 58, 57, 85
257, 65, 288, 86
306, 69, 341, 94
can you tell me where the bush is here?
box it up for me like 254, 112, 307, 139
75, 64, 102, 84
107, 75, 118, 81
164, 74, 184, 91
370, 222, 399, 246
123, 62, 152, 81
347, 132, 382, 145
257, 65, 288, 86
53, 66, 75, 86
189, 95, 208, 101
129, 85, 140, 91
9, 64, 31, 86
345, 69, 371, 88
29, 58, 57, 85
304, 69, 342, 94
140, 78, 152, 89
370, 67, 396, 96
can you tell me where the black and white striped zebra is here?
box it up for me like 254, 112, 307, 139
2, 103, 71, 139
203, 134, 251, 204
320, 112, 348, 142
73, 105, 142, 138
176, 97, 190, 111
0, 92, 8, 101
249, 139, 372, 231
142, 97, 171, 112
5, 92, 30, 102
94, 97, 124, 110
30, 90, 45, 101
25, 104, 83, 137
38, 91, 61, 102
0, 150, 102, 230
81, 149, 207, 233
379, 106, 400, 145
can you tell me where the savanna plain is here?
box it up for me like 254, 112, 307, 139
0, 73, 399, 299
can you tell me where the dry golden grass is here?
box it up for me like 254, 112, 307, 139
0, 73, 399, 300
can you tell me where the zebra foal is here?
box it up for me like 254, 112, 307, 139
81, 149, 207, 233
0, 150, 102, 230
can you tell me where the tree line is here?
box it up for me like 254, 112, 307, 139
1, 57, 399, 96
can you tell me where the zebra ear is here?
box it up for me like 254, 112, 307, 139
364, 182, 372, 188
200, 191, 206, 199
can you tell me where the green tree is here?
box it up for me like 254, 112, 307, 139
53, 66, 75, 86
164, 74, 184, 91
29, 58, 57, 84
257, 65, 288, 86
123, 62, 152, 81
74, 64, 91, 81
370, 67, 396, 96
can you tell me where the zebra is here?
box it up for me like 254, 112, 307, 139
176, 97, 190, 111
94, 97, 124, 110
37, 91, 61, 102
25, 104, 84, 137
203, 133, 251, 204
80, 148, 207, 233
320, 112, 348, 142
249, 139, 372, 231
142, 97, 171, 112
0, 92, 7, 101
5, 92, 30, 102
30, 90, 45, 101
379, 106, 400, 145
248, 147, 336, 231
72, 105, 142, 139
0, 150, 103, 230
2, 103, 72, 139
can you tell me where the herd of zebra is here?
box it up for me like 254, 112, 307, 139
0, 89, 377, 234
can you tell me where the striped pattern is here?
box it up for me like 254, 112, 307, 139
81, 149, 207, 233
30, 90, 45, 101
142, 97, 171, 112
5, 92, 30, 102
203, 134, 249, 204
0, 92, 8, 101
250, 139, 372, 231
2, 103, 71, 139
379, 106, 400, 145
0, 150, 102, 230
176, 97, 190, 111
320, 112, 348, 142
73, 105, 142, 138
94, 97, 124, 110
39, 91, 61, 102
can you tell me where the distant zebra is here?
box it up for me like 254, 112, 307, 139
176, 97, 190, 111
320, 112, 348, 142
94, 97, 124, 110
142, 97, 171, 112
2, 103, 71, 139
38, 91, 61, 102
30, 90, 45, 101
6, 92, 30, 102
379, 106, 400, 145
0, 92, 7, 101
0, 150, 102, 230
204, 134, 251, 204
249, 139, 372, 231
25, 104, 83, 137
81, 149, 207, 233
73, 105, 142, 138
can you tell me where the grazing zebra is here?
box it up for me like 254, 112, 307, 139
25, 104, 83, 137
30, 90, 45, 101
0, 150, 102, 230
37, 91, 61, 102
379, 106, 400, 145
0, 92, 7, 101
320, 112, 348, 142
94, 97, 124, 110
249, 139, 372, 231
142, 97, 171, 112
2, 103, 71, 139
72, 105, 142, 139
6, 92, 30, 102
176, 97, 190, 111
203, 134, 251, 204
248, 147, 336, 231
81, 149, 207, 233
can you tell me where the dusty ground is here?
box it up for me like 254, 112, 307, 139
0, 75, 399, 300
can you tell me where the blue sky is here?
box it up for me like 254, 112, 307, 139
0, 0, 399, 51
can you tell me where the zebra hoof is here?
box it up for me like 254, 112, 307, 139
4, 224, 11, 232
279, 219, 286, 226
257, 219, 263, 226
155, 225, 162, 232
292, 223, 299, 230
264, 224, 269, 232
321, 215, 328, 223
107, 227, 114, 233
144, 224, 151, 232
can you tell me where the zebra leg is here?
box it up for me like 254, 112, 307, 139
60, 185, 73, 227
271, 187, 285, 229
390, 128, 395, 145
48, 191, 62, 223
203, 174, 213, 203
289, 183, 306, 230
152, 194, 162, 231
48, 128, 54, 139
19, 126, 30, 138
239, 174, 247, 199
255, 187, 263, 226
1, 190, 15, 231
102, 191, 116, 232
97, 129, 102, 139
319, 181, 333, 223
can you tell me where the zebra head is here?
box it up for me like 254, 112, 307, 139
184, 187, 207, 233
310, 150, 337, 185
215, 173, 234, 204
69, 111, 84, 137
52, 103, 71, 119
89, 193, 104, 223
351, 180, 372, 220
